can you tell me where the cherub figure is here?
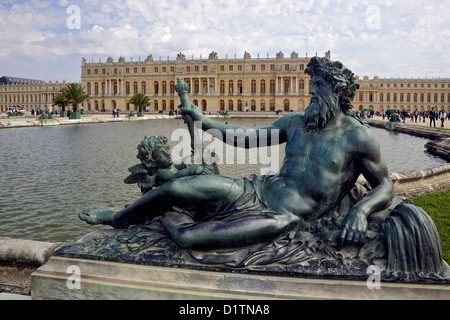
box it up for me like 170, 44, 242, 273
124, 135, 211, 195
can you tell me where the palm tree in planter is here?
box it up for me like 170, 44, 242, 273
61, 83, 89, 119
129, 93, 151, 117
53, 92, 70, 117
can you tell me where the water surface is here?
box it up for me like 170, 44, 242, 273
0, 118, 446, 242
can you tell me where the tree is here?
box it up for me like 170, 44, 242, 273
128, 93, 151, 112
53, 92, 70, 112
61, 83, 89, 112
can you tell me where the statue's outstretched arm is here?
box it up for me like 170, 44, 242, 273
175, 77, 288, 148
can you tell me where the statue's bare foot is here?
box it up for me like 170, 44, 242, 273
79, 208, 122, 227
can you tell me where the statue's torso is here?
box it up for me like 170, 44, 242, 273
264, 116, 363, 222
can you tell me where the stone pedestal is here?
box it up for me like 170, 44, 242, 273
30, 256, 450, 300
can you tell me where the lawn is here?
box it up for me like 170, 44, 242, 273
412, 189, 450, 264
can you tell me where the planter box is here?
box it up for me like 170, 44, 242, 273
69, 111, 81, 119
137, 111, 145, 117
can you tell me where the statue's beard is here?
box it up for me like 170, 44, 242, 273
304, 94, 340, 130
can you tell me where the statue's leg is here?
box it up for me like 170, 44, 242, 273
161, 209, 300, 250
80, 175, 238, 228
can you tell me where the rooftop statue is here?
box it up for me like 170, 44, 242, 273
78, 57, 447, 281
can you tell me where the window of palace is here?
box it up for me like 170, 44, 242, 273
229, 65, 233, 71
238, 65, 242, 71
126, 68, 130, 73
252, 65, 256, 71
186, 66, 191, 72
261, 65, 265, 71
134, 68, 138, 73
270, 64, 275, 71
142, 67, 146, 73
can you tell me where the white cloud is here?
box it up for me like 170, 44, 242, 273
0, 0, 449, 81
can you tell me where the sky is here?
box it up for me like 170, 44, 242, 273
0, 0, 449, 82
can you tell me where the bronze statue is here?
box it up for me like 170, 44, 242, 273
79, 57, 395, 250
75, 57, 447, 280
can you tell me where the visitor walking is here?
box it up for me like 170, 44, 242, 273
440, 111, 445, 128
429, 108, 437, 128
112, 108, 117, 118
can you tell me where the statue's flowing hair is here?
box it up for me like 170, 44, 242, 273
136, 135, 170, 170
305, 57, 368, 127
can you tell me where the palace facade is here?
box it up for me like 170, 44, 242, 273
0, 76, 71, 113
80, 51, 325, 113
80, 50, 450, 114
2, 51, 449, 114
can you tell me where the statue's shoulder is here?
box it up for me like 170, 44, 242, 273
274, 112, 305, 130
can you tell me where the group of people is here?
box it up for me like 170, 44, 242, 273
112, 108, 120, 118
366, 108, 450, 128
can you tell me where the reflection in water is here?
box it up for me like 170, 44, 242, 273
0, 118, 446, 242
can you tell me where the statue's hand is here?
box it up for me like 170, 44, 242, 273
191, 165, 212, 175
178, 103, 204, 121
338, 208, 368, 248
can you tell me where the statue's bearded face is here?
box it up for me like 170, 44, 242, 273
304, 74, 340, 130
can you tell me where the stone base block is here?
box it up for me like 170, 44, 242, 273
31, 256, 450, 300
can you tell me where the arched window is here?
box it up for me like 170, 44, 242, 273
87, 83, 91, 95
202, 79, 208, 94
162, 100, 167, 110
427, 93, 431, 103
202, 100, 207, 111
237, 80, 243, 94
260, 100, 266, 111
299, 79, 305, 92
133, 81, 138, 94
237, 100, 243, 111
94, 82, 99, 95
220, 100, 225, 111
284, 99, 290, 111
141, 82, 146, 94
154, 82, 159, 95
228, 80, 234, 94
220, 80, 225, 94
260, 80, 266, 94
154, 100, 158, 111
228, 100, 234, 111
185, 79, 191, 94
162, 81, 167, 95
125, 82, 130, 95
194, 79, 199, 94
251, 80, 256, 94
270, 80, 275, 94
170, 81, 175, 95
251, 99, 256, 111
284, 79, 290, 94
380, 93, 383, 102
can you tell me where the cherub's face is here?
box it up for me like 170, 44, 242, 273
152, 145, 173, 169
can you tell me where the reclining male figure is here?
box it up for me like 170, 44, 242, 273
79, 57, 394, 251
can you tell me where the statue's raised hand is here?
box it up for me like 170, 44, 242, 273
338, 208, 368, 248
178, 103, 205, 122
